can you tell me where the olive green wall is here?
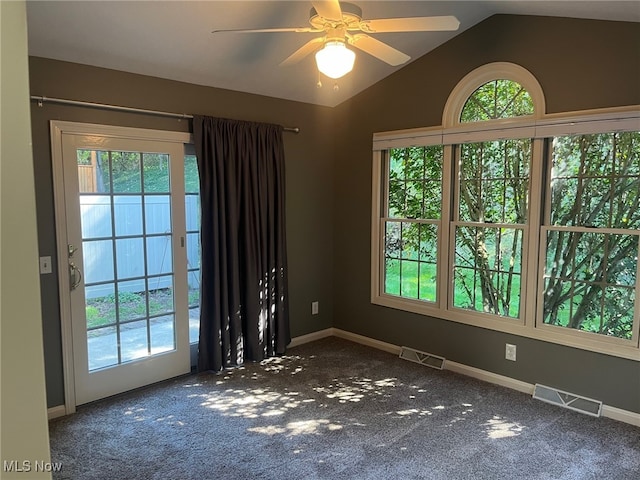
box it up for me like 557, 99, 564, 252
29, 57, 335, 408
332, 15, 640, 413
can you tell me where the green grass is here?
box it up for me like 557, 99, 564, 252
384, 259, 437, 302
86, 289, 174, 329
385, 259, 523, 318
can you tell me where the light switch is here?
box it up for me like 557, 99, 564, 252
40, 256, 52, 274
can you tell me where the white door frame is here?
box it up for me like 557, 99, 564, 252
50, 120, 192, 413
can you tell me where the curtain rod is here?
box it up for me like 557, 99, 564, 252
30, 95, 300, 133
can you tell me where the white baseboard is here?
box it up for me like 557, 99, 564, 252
333, 328, 401, 354
48, 405, 66, 420
288, 328, 334, 348
330, 328, 640, 427
444, 360, 534, 395
602, 404, 640, 427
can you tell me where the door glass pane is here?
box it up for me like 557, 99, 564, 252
148, 275, 174, 317
115, 237, 144, 279
78, 148, 177, 372
144, 195, 171, 234
117, 280, 147, 321
85, 283, 116, 329
111, 151, 142, 193
80, 196, 112, 239
151, 315, 175, 355
143, 153, 170, 193
87, 326, 118, 371
186, 233, 200, 269
77, 150, 110, 193
113, 195, 142, 236
146, 236, 172, 275
120, 320, 149, 363
82, 240, 114, 283
185, 195, 200, 231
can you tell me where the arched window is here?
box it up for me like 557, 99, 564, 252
443, 62, 545, 126
460, 79, 533, 122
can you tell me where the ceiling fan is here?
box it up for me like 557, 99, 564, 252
212, 0, 460, 79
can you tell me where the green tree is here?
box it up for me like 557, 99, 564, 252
454, 138, 530, 317
543, 132, 639, 339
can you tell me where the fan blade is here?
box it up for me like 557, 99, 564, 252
212, 27, 319, 34
360, 15, 460, 33
311, 0, 343, 22
280, 37, 325, 66
349, 34, 410, 66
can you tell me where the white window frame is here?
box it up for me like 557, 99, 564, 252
371, 62, 640, 361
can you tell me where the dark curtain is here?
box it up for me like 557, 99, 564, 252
193, 115, 290, 372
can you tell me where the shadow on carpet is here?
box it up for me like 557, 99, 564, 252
49, 337, 640, 479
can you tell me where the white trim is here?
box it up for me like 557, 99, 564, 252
47, 405, 67, 420
373, 126, 443, 150
602, 405, 640, 427
374, 107, 640, 149
332, 329, 640, 426
50, 122, 78, 415
50, 120, 193, 411
333, 328, 401, 354
288, 328, 334, 348
370, 151, 384, 304
444, 360, 534, 394
48, 120, 191, 144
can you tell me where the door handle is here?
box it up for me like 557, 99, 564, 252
69, 261, 82, 291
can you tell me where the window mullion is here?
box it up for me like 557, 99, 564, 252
526, 138, 545, 331
440, 144, 454, 311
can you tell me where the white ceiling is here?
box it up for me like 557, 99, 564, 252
26, 1, 640, 107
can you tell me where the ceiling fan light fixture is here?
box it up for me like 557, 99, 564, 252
315, 41, 355, 79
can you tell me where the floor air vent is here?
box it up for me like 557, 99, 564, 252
399, 347, 445, 370
533, 384, 602, 417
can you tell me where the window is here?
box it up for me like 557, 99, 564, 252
541, 132, 640, 340
384, 146, 443, 302
453, 138, 531, 318
461, 79, 534, 122
372, 62, 640, 359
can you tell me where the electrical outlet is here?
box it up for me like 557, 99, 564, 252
505, 343, 517, 361
311, 301, 319, 315
39, 256, 52, 274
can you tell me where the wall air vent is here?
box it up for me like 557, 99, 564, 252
533, 384, 602, 417
399, 346, 445, 370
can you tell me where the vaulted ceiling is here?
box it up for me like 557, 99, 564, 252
26, 1, 640, 107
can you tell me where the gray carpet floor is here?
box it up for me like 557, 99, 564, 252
49, 337, 640, 479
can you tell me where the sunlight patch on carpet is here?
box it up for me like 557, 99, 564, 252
248, 419, 343, 437
196, 386, 312, 419
484, 415, 525, 439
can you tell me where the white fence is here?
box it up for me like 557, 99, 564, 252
81, 194, 200, 299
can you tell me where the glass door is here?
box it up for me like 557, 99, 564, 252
61, 133, 190, 405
